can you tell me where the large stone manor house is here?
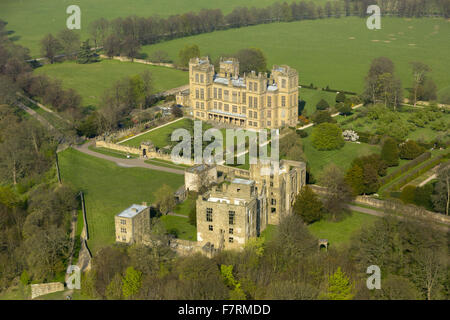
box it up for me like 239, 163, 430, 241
176, 56, 299, 129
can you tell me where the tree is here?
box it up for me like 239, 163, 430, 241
121, 36, 141, 61
432, 163, 449, 215
345, 163, 364, 195
57, 29, 80, 59
313, 110, 334, 124
399, 140, 425, 160
178, 44, 200, 68
234, 48, 267, 74
40, 34, 62, 64
337, 102, 352, 115
316, 98, 329, 110
311, 123, 344, 151
326, 267, 354, 300
77, 40, 99, 64
154, 184, 176, 214
336, 92, 346, 103
363, 57, 402, 108
106, 273, 123, 300
320, 164, 353, 220
122, 267, 142, 299
103, 34, 121, 58
381, 137, 399, 167
293, 186, 323, 224
89, 18, 109, 48
172, 105, 183, 118
410, 62, 431, 106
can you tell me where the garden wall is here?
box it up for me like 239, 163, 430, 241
95, 141, 141, 155
30, 282, 64, 299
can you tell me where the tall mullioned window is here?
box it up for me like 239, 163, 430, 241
206, 208, 213, 222
229, 211, 235, 225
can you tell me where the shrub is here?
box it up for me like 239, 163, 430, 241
313, 110, 335, 124
336, 92, 346, 103
399, 140, 426, 160
293, 186, 323, 224
381, 137, 399, 167
311, 123, 344, 151
316, 99, 329, 110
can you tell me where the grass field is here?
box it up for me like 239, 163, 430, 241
299, 88, 338, 117
141, 17, 450, 96
88, 145, 138, 159
58, 148, 184, 254
0, 0, 333, 56
34, 59, 188, 107
308, 211, 378, 247
160, 215, 197, 241
121, 118, 193, 148
301, 129, 380, 179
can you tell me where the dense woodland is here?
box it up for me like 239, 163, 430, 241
79, 213, 449, 300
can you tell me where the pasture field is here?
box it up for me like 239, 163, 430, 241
142, 17, 450, 97
58, 148, 184, 254
34, 59, 188, 107
301, 128, 380, 179
0, 0, 335, 56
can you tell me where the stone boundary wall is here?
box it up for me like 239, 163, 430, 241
31, 282, 64, 299
308, 185, 450, 225
96, 141, 141, 155
355, 195, 450, 225
170, 239, 216, 258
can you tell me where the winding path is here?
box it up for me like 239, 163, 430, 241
74, 141, 185, 175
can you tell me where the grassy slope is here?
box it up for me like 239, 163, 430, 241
34, 59, 188, 107
58, 148, 184, 254
0, 0, 334, 56
141, 17, 450, 95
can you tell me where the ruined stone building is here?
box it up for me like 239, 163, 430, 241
194, 159, 306, 250
196, 178, 266, 251
177, 56, 299, 129
115, 203, 151, 244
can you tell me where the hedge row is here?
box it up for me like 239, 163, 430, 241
321, 87, 357, 95
385, 152, 448, 193
380, 152, 431, 186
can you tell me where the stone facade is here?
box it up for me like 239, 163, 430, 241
115, 203, 151, 244
182, 56, 299, 129
249, 160, 307, 225
196, 178, 264, 251
185, 164, 218, 192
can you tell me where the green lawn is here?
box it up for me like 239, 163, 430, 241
160, 215, 197, 241
34, 59, 188, 107
58, 148, 184, 254
299, 89, 338, 117
308, 211, 378, 247
173, 194, 196, 216
302, 130, 380, 179
121, 118, 193, 148
141, 17, 450, 96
